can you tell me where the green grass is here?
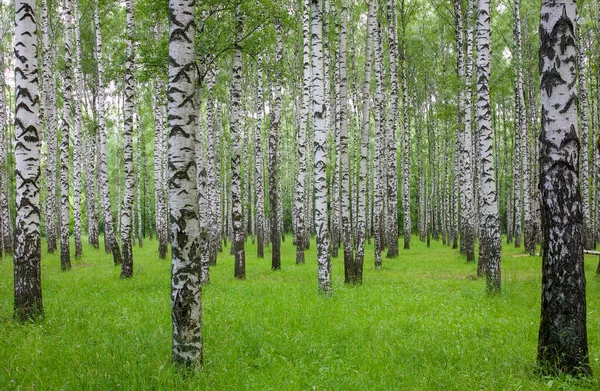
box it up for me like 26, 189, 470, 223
1, 235, 600, 390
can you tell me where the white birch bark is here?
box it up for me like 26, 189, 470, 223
386, 0, 399, 257
537, 0, 589, 375
460, 0, 476, 262
168, 0, 202, 366
73, 0, 83, 258
269, 22, 283, 270
373, 19, 384, 268
41, 0, 57, 253
231, 7, 246, 278
476, 0, 501, 292
295, 0, 311, 264
13, 0, 43, 320
154, 61, 168, 259
513, 0, 525, 250
254, 62, 265, 259
339, 5, 354, 283
205, 69, 219, 265
577, 29, 592, 249
401, 0, 411, 249
311, 0, 331, 292
136, 113, 143, 247
120, 0, 135, 278
59, 0, 73, 270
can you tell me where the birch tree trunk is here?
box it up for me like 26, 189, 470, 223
231, 7, 246, 278
59, 0, 73, 271
386, 0, 399, 258
295, 0, 311, 265
154, 67, 168, 259
373, 19, 384, 268
120, 0, 135, 278
73, 0, 84, 258
269, 21, 283, 271
41, 0, 57, 254
401, 0, 411, 250
339, 5, 354, 283
312, 0, 331, 292
136, 117, 144, 247
205, 69, 219, 265
460, 0, 475, 262
577, 30, 592, 250
168, 0, 202, 366
95, 0, 121, 266
537, 0, 589, 376
513, 0, 525, 250
476, 0, 501, 292
0, 52, 8, 257
14, 0, 43, 321
254, 62, 265, 259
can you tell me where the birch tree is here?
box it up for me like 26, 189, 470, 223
255, 62, 266, 259
513, 0, 525, 250
339, 5, 354, 283
269, 21, 283, 271
295, 0, 310, 265
120, 0, 135, 278
537, 0, 589, 375
41, 0, 57, 254
476, 0, 500, 292
72, 0, 83, 258
59, 0, 73, 271
168, 0, 202, 366
153, 29, 168, 259
312, 0, 331, 292
13, 0, 43, 320
401, 0, 411, 250
577, 29, 592, 250
386, 0, 399, 258
231, 7, 246, 278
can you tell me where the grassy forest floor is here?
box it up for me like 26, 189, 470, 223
1, 235, 600, 390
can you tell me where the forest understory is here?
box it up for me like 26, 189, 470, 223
1, 235, 599, 390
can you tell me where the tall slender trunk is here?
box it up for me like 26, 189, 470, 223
205, 69, 219, 265
73, 0, 84, 258
14, 0, 43, 321
41, 0, 57, 254
154, 53, 168, 259
401, 0, 411, 250
476, 0, 501, 292
513, 0, 525, 250
231, 7, 246, 278
269, 21, 283, 271
339, 5, 354, 283
254, 62, 265, 259
386, 0, 399, 258
136, 117, 144, 247
120, 0, 135, 278
311, 0, 330, 292
60, 0, 73, 271
168, 0, 202, 366
373, 19, 384, 269
295, 0, 311, 265
537, 0, 589, 376
577, 30, 592, 250
95, 0, 121, 265
460, 0, 475, 262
